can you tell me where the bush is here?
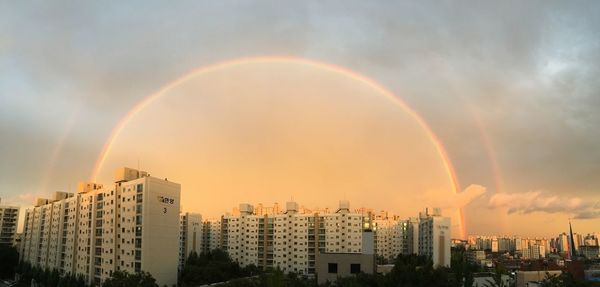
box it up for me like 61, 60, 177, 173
102, 270, 158, 287
0, 245, 19, 278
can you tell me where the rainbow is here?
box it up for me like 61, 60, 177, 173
90, 56, 467, 238
431, 60, 504, 195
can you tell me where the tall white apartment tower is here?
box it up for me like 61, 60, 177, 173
20, 167, 181, 286
21, 192, 75, 270
0, 198, 20, 246
179, 212, 202, 270
418, 208, 451, 267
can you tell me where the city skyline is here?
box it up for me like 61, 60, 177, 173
2, 1, 600, 239
11, 174, 598, 240
14, 168, 458, 285
11, 170, 600, 286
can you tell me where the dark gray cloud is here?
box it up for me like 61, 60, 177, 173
575, 211, 600, 220
1, 1, 599, 220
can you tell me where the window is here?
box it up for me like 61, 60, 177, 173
350, 264, 361, 274
328, 263, 338, 274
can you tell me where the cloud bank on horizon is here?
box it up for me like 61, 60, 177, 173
488, 190, 600, 219
427, 183, 599, 221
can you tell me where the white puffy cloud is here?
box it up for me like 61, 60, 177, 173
488, 190, 600, 219
423, 184, 487, 209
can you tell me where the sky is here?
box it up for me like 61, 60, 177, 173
1, 1, 599, 238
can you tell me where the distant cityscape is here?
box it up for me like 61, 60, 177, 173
1, 167, 599, 286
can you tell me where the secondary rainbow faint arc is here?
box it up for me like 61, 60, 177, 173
90, 56, 466, 238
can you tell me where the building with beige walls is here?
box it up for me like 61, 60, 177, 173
179, 212, 202, 270
20, 167, 181, 286
201, 218, 222, 253
418, 208, 451, 267
315, 230, 376, 284
221, 200, 369, 276
372, 214, 416, 262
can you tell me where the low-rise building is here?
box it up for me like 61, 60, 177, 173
580, 245, 600, 259
316, 231, 376, 284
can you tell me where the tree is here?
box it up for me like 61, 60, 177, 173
540, 272, 562, 287
220, 277, 262, 287
334, 272, 381, 287
385, 254, 452, 287
483, 264, 508, 287
0, 245, 19, 278
538, 271, 600, 287
451, 246, 476, 287
180, 249, 260, 286
102, 270, 158, 287
264, 268, 286, 287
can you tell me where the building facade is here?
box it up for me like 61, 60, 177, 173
20, 168, 181, 286
316, 253, 375, 285
418, 208, 451, 267
201, 219, 222, 253
179, 212, 202, 270
221, 200, 368, 276
373, 217, 403, 262
0, 198, 20, 246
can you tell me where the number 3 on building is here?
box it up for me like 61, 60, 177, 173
163, 207, 167, 214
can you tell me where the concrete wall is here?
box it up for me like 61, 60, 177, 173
141, 177, 181, 287
316, 253, 375, 285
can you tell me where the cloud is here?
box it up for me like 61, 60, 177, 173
488, 190, 600, 219
423, 184, 487, 209
1, 192, 43, 208
574, 211, 600, 220
1, 1, 600, 236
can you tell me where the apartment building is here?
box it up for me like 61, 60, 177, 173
372, 214, 422, 263
201, 219, 222, 253
179, 212, 202, 270
221, 200, 367, 275
20, 167, 181, 286
418, 208, 451, 267
0, 198, 20, 246
521, 244, 544, 260
372, 216, 403, 262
